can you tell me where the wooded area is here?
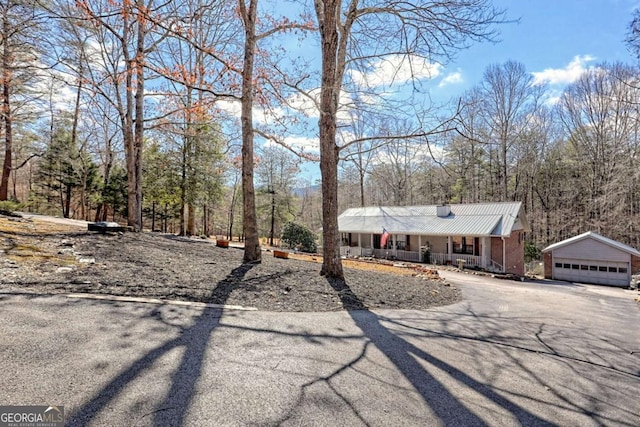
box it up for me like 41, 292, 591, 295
2, 1, 640, 279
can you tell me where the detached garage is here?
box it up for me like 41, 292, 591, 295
543, 232, 640, 287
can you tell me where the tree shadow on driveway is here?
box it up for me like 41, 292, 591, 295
62, 267, 638, 426
65, 262, 268, 426
317, 278, 556, 427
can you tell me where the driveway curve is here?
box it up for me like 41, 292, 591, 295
1, 270, 638, 426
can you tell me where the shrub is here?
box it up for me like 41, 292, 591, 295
0, 200, 21, 217
524, 241, 542, 262
281, 222, 317, 253
422, 247, 431, 264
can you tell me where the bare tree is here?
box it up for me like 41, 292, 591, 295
72, 0, 176, 230
237, 0, 313, 262
339, 106, 387, 207
237, 0, 262, 261
313, 0, 504, 279
366, 124, 429, 206
149, 0, 234, 236
626, 8, 640, 60
557, 63, 640, 242
255, 145, 300, 245
478, 61, 544, 201
1, 0, 46, 201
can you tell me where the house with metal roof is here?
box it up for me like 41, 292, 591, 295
338, 202, 530, 275
542, 232, 640, 287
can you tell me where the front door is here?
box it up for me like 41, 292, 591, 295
373, 234, 381, 249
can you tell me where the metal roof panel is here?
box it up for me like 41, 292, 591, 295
338, 202, 524, 237
542, 231, 640, 256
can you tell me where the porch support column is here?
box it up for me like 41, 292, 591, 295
447, 236, 452, 262
393, 234, 397, 257
482, 236, 489, 269
371, 233, 374, 249
502, 236, 506, 273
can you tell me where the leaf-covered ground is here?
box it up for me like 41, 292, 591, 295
0, 214, 461, 311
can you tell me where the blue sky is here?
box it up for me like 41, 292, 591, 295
432, 0, 637, 100
288, 0, 639, 182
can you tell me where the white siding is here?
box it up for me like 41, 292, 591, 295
552, 257, 630, 287
554, 238, 631, 262
428, 236, 448, 253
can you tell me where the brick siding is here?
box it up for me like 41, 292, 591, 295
543, 252, 553, 279
491, 232, 525, 276
504, 231, 525, 276
490, 237, 503, 267
632, 255, 640, 275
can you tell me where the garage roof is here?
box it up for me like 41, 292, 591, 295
338, 202, 528, 237
542, 231, 640, 256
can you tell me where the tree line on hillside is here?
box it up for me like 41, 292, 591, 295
339, 60, 640, 250
2, 1, 639, 278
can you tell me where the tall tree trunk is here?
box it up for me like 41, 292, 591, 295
202, 203, 208, 237
72, 52, 85, 218
131, 6, 144, 231
0, 14, 12, 201
240, 0, 261, 262
316, 0, 344, 279
502, 134, 508, 201
269, 190, 275, 245
228, 180, 238, 240
187, 203, 196, 236
359, 168, 365, 207
64, 184, 72, 218
95, 148, 112, 222
124, 1, 144, 232
179, 140, 187, 236
151, 201, 156, 231
122, 7, 136, 229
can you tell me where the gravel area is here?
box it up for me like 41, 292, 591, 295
0, 215, 461, 311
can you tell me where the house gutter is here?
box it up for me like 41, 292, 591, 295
502, 235, 506, 274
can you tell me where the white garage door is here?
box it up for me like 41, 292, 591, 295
553, 258, 630, 287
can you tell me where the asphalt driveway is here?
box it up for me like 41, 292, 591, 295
1, 271, 638, 426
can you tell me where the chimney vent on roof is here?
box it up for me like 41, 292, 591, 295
437, 205, 451, 217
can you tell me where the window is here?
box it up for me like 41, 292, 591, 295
619, 267, 628, 273
580, 265, 588, 270
563, 263, 570, 269
555, 263, 562, 268
608, 267, 617, 273
599, 266, 607, 272
590, 266, 597, 271
571, 264, 579, 270
452, 236, 474, 254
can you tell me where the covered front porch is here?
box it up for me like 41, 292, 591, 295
340, 232, 504, 272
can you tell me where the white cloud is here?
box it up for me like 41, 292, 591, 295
438, 71, 463, 88
215, 100, 294, 129
284, 136, 319, 152
532, 55, 596, 86
285, 88, 357, 123
215, 99, 242, 117
371, 142, 443, 166
350, 54, 442, 88
286, 89, 321, 118
263, 135, 319, 154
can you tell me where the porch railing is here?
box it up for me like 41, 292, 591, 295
489, 259, 503, 272
339, 247, 494, 271
429, 253, 482, 267
340, 246, 362, 257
